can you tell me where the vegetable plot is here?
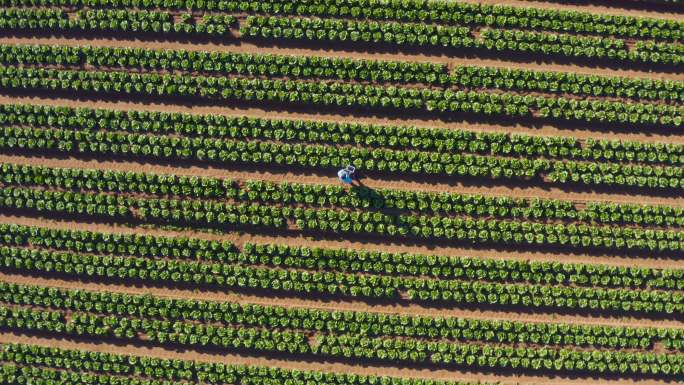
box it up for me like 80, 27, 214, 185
0, 0, 680, 383
0, 281, 683, 376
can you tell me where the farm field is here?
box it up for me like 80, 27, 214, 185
0, 0, 683, 384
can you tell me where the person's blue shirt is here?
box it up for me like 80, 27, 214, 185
338, 169, 353, 184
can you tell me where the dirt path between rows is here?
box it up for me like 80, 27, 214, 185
2, 271, 684, 330
4, 152, 684, 211
0, 35, 682, 82
0, 211, 682, 270
462, 0, 684, 21
0, 332, 676, 385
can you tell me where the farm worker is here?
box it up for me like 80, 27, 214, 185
338, 168, 353, 184
338, 165, 356, 185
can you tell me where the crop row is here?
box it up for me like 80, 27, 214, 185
0, 365, 194, 385
5, 161, 684, 230
2, 185, 684, 312
2, 221, 683, 293
0, 342, 491, 385
451, 65, 684, 103
0, 8, 237, 36
4, 160, 684, 254
2, 43, 445, 85
9, 118, 682, 225
7, 241, 683, 314
3, 342, 682, 385
6, 280, 684, 351
2, 297, 684, 376
2, 219, 684, 292
6, 5, 681, 66
243, 16, 684, 66
2, 207, 684, 313
7, 120, 684, 194
3, 124, 554, 180
244, 0, 684, 42
239, 242, 684, 290
0, 365, 193, 385
2, 102, 683, 167
2, 0, 681, 42
0, 302, 312, 353
3, 65, 683, 128
4, 43, 682, 106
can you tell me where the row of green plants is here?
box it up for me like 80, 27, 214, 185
241, 16, 477, 49
0, 305, 66, 333
0, 302, 312, 354
478, 28, 682, 65
0, 342, 488, 385
548, 160, 684, 190
9, 4, 678, 66
239, 242, 684, 290
4, 0, 680, 42
451, 65, 684, 103
4, 160, 684, 255
0, 162, 237, 199
3, 227, 684, 314
2, 301, 684, 377
0, 184, 289, 229
0, 244, 402, 299
0, 66, 537, 117
2, 102, 683, 167
0, 43, 449, 85
71, 312, 311, 353
238, 179, 684, 227
3, 213, 684, 291
635, 40, 684, 66
2, 43, 679, 106
315, 334, 684, 375
243, 15, 684, 66
243, 0, 684, 41
243, 16, 654, 64
289, 204, 684, 253
2, 286, 684, 378
0, 222, 238, 261
0, 7, 236, 36
253, 0, 684, 42
9, 161, 684, 230
4, 280, 682, 350
2, 221, 682, 294
2, 125, 552, 180
3, 65, 682, 128
8, 122, 684, 197
0, 365, 194, 385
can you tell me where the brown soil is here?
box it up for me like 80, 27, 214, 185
0, 332, 677, 385
3, 271, 684, 330
0, 35, 682, 82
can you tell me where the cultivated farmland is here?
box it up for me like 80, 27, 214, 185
0, 0, 682, 384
